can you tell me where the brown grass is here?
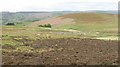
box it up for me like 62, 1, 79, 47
61, 13, 117, 23
28, 13, 117, 27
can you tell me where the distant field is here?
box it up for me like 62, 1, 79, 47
2, 12, 118, 47
28, 13, 118, 40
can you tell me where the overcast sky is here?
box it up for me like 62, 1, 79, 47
0, 0, 119, 12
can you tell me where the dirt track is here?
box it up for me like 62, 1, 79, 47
2, 38, 118, 65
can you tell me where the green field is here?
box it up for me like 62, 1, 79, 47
2, 22, 118, 46
2, 13, 118, 46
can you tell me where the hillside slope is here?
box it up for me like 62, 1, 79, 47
29, 13, 117, 28
61, 13, 117, 23
1, 11, 80, 25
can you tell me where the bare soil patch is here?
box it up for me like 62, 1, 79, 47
28, 17, 75, 27
2, 38, 118, 65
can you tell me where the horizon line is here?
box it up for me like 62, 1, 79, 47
1, 9, 118, 13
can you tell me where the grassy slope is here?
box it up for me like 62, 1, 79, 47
30, 13, 117, 31
56, 13, 117, 30
55, 13, 118, 40
24, 13, 118, 39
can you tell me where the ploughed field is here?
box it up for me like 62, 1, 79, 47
2, 38, 118, 65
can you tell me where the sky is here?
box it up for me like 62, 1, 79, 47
0, 0, 119, 12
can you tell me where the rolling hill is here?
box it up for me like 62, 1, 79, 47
1, 11, 80, 25
1, 12, 53, 25
29, 13, 117, 30
1, 10, 118, 25
61, 13, 117, 23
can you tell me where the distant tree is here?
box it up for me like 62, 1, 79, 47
38, 25, 43, 27
6, 23, 15, 26
38, 24, 52, 28
47, 24, 52, 28
44, 24, 47, 27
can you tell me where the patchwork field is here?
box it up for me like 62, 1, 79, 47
1, 12, 118, 65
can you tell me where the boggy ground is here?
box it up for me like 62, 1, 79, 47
2, 38, 118, 65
